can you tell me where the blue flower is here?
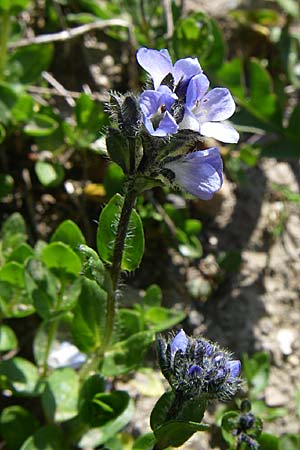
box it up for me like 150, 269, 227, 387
136, 47, 202, 93
139, 85, 178, 136
170, 329, 189, 355
163, 147, 223, 200
179, 73, 239, 143
157, 330, 242, 401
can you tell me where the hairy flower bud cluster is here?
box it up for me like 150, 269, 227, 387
157, 329, 242, 401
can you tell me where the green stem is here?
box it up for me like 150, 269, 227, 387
79, 178, 138, 379
41, 286, 65, 377
0, 11, 10, 79
42, 319, 59, 377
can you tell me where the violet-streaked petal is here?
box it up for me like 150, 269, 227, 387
136, 47, 173, 90
188, 365, 202, 376
179, 108, 200, 132
200, 121, 240, 143
164, 148, 223, 200
157, 85, 178, 109
170, 329, 189, 355
143, 116, 156, 135
173, 58, 202, 94
139, 90, 162, 117
226, 360, 241, 378
152, 111, 178, 136
200, 88, 236, 122
185, 73, 210, 108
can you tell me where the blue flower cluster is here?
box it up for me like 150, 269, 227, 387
157, 329, 242, 401
136, 48, 239, 200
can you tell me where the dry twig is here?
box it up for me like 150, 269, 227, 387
8, 19, 133, 49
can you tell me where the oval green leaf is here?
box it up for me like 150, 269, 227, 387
97, 193, 144, 271
40, 242, 82, 275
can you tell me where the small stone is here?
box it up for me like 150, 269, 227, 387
265, 386, 286, 407
277, 329, 295, 355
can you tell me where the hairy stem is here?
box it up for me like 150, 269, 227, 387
79, 178, 137, 379
102, 179, 137, 345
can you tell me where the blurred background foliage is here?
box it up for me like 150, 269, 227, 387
1, 0, 300, 449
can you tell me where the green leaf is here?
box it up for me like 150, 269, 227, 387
103, 162, 126, 198
7, 243, 34, 263
116, 308, 142, 340
217, 58, 281, 125
243, 352, 270, 397
221, 411, 239, 446
0, 324, 18, 352
279, 434, 300, 450
0, 406, 39, 450
79, 244, 105, 287
276, 0, 299, 17
24, 114, 58, 137
20, 425, 64, 450
0, 0, 31, 13
97, 193, 144, 271
78, 395, 134, 448
286, 103, 300, 141
72, 277, 107, 352
142, 284, 162, 308
80, 390, 130, 427
133, 433, 157, 450
35, 161, 65, 187
0, 82, 18, 125
1, 212, 27, 255
0, 280, 34, 318
154, 420, 208, 449
72, 93, 106, 147
0, 260, 34, 318
173, 12, 225, 70
42, 368, 79, 422
296, 385, 300, 420
144, 307, 186, 332
8, 44, 53, 84
25, 258, 58, 319
51, 220, 86, 252
262, 137, 300, 158
150, 392, 208, 449
33, 321, 51, 367
0, 357, 39, 395
101, 330, 154, 376
0, 261, 25, 286
178, 235, 203, 259
40, 242, 82, 275
106, 128, 130, 174
184, 219, 202, 235
258, 433, 280, 450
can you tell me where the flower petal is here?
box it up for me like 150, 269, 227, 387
179, 108, 200, 132
139, 90, 161, 117
173, 58, 202, 95
136, 47, 173, 90
164, 147, 223, 200
170, 329, 189, 355
201, 88, 236, 121
200, 121, 240, 143
185, 73, 210, 109
226, 360, 241, 378
152, 111, 178, 136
